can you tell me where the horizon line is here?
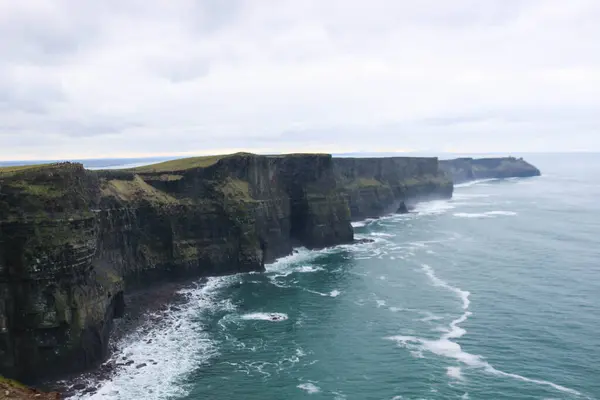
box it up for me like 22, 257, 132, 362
0, 150, 598, 164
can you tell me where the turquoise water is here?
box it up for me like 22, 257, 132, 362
82, 154, 600, 400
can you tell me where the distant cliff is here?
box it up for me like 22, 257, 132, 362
333, 157, 453, 219
0, 153, 452, 382
440, 157, 541, 184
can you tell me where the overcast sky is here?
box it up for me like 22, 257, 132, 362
1, 0, 598, 160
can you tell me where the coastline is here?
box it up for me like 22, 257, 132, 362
50, 209, 408, 398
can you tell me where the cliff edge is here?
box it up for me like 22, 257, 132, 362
440, 157, 541, 184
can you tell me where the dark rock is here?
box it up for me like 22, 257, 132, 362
124, 361, 135, 366
396, 202, 409, 214
136, 363, 147, 369
354, 238, 375, 245
72, 384, 86, 391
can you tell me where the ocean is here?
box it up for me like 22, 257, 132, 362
66, 153, 599, 400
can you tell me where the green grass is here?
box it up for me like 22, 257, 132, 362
132, 154, 242, 173
100, 176, 178, 204
0, 163, 53, 176
220, 179, 252, 201
346, 178, 385, 189
11, 182, 65, 198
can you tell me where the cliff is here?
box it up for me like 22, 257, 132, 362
333, 157, 453, 219
0, 153, 451, 382
440, 157, 541, 184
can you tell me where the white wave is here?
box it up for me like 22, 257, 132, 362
412, 200, 455, 215
453, 211, 518, 219
304, 288, 341, 298
376, 300, 387, 308
486, 211, 518, 216
241, 312, 288, 322
266, 247, 318, 274
447, 366, 464, 381
421, 265, 470, 310
351, 218, 377, 228
371, 232, 396, 237
419, 311, 444, 322
461, 393, 470, 399
387, 264, 582, 397
76, 276, 235, 400
332, 391, 347, 400
453, 193, 491, 199
453, 212, 492, 219
297, 382, 321, 394
297, 265, 324, 273
455, 179, 497, 188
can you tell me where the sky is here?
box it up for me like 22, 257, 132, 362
1, 0, 599, 161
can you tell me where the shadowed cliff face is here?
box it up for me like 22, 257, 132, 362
440, 157, 541, 184
0, 153, 453, 382
333, 157, 453, 219
0, 164, 124, 382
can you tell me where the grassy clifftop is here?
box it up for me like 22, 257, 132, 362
131, 154, 227, 173
0, 163, 63, 177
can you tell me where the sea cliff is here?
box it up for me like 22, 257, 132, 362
440, 157, 541, 184
0, 153, 535, 384
0, 153, 453, 382
333, 157, 453, 219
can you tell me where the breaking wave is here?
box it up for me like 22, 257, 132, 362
75, 277, 236, 400
388, 264, 582, 397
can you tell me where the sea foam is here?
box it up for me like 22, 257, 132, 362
75, 276, 236, 400
387, 264, 582, 397
297, 382, 321, 394
241, 312, 288, 322
453, 211, 518, 219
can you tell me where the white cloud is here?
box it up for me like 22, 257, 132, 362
0, 0, 599, 160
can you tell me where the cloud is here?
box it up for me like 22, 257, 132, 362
0, 0, 599, 160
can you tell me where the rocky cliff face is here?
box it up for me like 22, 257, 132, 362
0, 153, 452, 382
333, 157, 453, 219
440, 157, 541, 184
0, 163, 125, 382
0, 153, 355, 381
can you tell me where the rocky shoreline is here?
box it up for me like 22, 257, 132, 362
46, 281, 195, 398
